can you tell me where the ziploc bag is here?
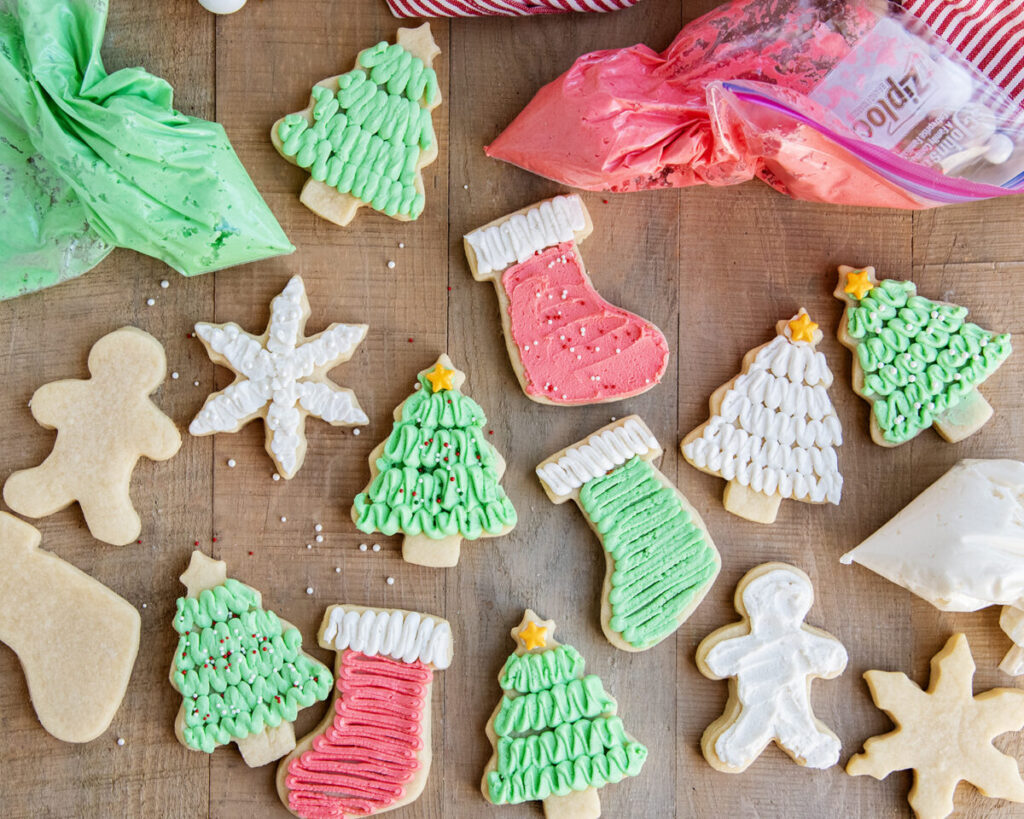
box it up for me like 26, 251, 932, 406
0, 0, 294, 300
486, 0, 1024, 208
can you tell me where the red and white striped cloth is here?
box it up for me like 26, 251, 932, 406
903, 0, 1024, 107
386, 0, 639, 17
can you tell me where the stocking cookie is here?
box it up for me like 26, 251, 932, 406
351, 355, 517, 567
278, 604, 452, 819
0, 512, 139, 742
272, 25, 441, 226
169, 551, 332, 767
189, 275, 368, 479
682, 309, 843, 524
536, 416, 720, 651
835, 265, 1011, 446
848, 633, 1024, 819
464, 194, 670, 405
3, 327, 181, 546
482, 610, 648, 819
696, 563, 847, 772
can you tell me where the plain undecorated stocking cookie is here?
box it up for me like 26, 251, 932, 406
464, 194, 670, 406
3, 326, 181, 546
536, 416, 720, 651
0, 512, 140, 742
278, 604, 452, 819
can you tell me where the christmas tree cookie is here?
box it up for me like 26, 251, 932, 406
835, 265, 1011, 446
848, 633, 1024, 819
482, 610, 648, 819
278, 604, 453, 819
169, 551, 332, 767
3, 327, 181, 545
536, 416, 720, 651
0, 512, 139, 743
351, 355, 517, 567
464, 194, 670, 405
272, 24, 441, 226
682, 309, 843, 524
189, 275, 369, 479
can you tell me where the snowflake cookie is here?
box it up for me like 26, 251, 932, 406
189, 276, 368, 479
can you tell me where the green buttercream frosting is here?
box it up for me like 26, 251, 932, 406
276, 40, 439, 219
353, 372, 516, 541
578, 456, 718, 649
171, 579, 331, 754
488, 644, 647, 805
845, 278, 1011, 444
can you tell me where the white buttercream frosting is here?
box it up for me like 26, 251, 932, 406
465, 195, 586, 275
703, 568, 847, 770
189, 276, 368, 478
322, 606, 453, 669
536, 416, 659, 497
683, 333, 843, 505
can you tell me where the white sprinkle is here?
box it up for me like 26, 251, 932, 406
595, 346, 600, 352
615, 348, 621, 354
645, 379, 650, 384
160, 280, 169, 289
562, 394, 568, 400
306, 543, 312, 550
359, 543, 368, 551
193, 380, 200, 387
353, 428, 361, 436
372, 543, 381, 552
306, 587, 313, 595
569, 347, 575, 352
398, 242, 405, 249
463, 184, 469, 190
315, 524, 323, 532
315, 535, 324, 543
227, 459, 236, 468
146, 298, 155, 306
414, 383, 422, 390
611, 417, 617, 421
172, 372, 179, 380
335, 567, 341, 573
386, 577, 395, 585
116, 738, 125, 747
141, 603, 147, 609
580, 328, 586, 335
272, 474, 281, 481
387, 261, 396, 269
280, 516, 287, 523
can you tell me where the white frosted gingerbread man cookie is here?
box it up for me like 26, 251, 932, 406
3, 327, 181, 546
696, 562, 847, 772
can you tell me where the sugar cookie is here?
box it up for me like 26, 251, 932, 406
3, 326, 181, 545
848, 633, 1024, 819
0, 512, 139, 742
696, 563, 847, 772
278, 604, 452, 818
169, 551, 332, 767
464, 194, 670, 405
536, 415, 719, 651
272, 25, 441, 226
189, 275, 368, 479
682, 309, 843, 524
835, 265, 1011, 446
351, 355, 516, 567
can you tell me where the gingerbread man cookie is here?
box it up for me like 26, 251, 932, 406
0, 512, 140, 742
3, 327, 181, 546
848, 633, 1024, 819
696, 563, 847, 772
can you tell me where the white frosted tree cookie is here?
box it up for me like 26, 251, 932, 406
189, 275, 368, 479
840, 458, 1024, 676
351, 355, 516, 567
481, 610, 648, 819
681, 309, 843, 524
169, 551, 332, 767
272, 25, 442, 227
536, 415, 720, 652
464, 194, 670, 406
835, 265, 1011, 446
696, 563, 847, 773
3, 326, 181, 546
848, 633, 1024, 819
0, 512, 140, 742
278, 604, 452, 818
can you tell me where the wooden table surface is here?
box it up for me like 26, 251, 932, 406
3, 0, 1024, 816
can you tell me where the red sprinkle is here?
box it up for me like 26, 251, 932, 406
248, 551, 254, 556
408, 338, 414, 343
193, 540, 199, 546
212, 536, 218, 543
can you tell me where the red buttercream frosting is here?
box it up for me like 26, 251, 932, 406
285, 650, 432, 819
502, 241, 669, 404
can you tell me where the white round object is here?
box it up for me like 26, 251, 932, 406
985, 133, 1015, 165
198, 0, 247, 13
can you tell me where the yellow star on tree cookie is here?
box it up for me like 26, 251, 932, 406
844, 268, 875, 300
425, 362, 456, 393
518, 621, 547, 650
511, 610, 555, 652
788, 312, 819, 344
847, 633, 1024, 819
